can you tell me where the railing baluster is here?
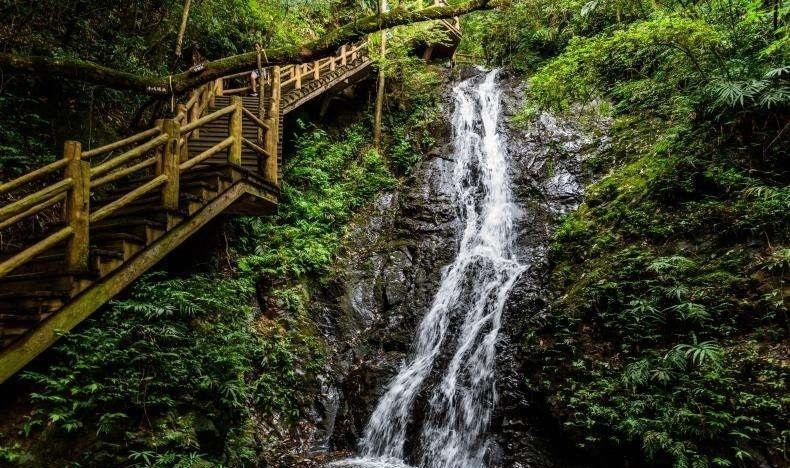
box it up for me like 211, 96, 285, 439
314, 60, 320, 80
341, 45, 348, 66
160, 119, 181, 211
295, 64, 302, 89
63, 141, 90, 274
228, 96, 243, 165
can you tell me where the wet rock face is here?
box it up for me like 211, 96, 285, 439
325, 151, 463, 451
493, 71, 601, 468
295, 68, 607, 467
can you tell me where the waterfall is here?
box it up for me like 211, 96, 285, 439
337, 70, 525, 468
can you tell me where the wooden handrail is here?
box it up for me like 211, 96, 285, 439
92, 156, 158, 188
0, 226, 73, 279
90, 134, 169, 178
0, 178, 73, 222
241, 107, 269, 130
222, 70, 252, 81
0, 192, 65, 232
0, 158, 68, 195
90, 174, 168, 223
83, 127, 161, 158
224, 85, 252, 95
180, 137, 234, 171
180, 104, 235, 135
242, 138, 269, 157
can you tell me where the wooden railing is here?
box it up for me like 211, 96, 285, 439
0, 40, 367, 281
0, 13, 460, 284
0, 93, 272, 280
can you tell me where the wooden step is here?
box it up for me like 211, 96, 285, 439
92, 217, 167, 245
91, 232, 147, 261
96, 180, 218, 203
0, 271, 81, 296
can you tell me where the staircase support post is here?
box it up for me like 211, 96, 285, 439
341, 45, 348, 66
160, 119, 181, 211
264, 66, 281, 187
176, 104, 189, 162
190, 92, 201, 139
205, 83, 213, 108
229, 96, 243, 165
295, 64, 302, 89
64, 141, 90, 274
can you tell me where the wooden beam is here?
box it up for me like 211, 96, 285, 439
0, 181, 276, 383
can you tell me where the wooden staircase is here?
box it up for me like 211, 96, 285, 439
0, 17, 461, 383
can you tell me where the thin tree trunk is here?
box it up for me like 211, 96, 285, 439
174, 0, 193, 58
373, 0, 388, 151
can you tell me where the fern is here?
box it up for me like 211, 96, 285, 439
673, 339, 722, 368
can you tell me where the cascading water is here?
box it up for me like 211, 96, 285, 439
337, 69, 525, 468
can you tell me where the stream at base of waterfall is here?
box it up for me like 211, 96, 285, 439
333, 69, 526, 468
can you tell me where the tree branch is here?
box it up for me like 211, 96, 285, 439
0, 0, 496, 96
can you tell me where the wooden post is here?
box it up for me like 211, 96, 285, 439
207, 82, 215, 107
264, 66, 281, 186
314, 60, 320, 80
153, 119, 165, 174
189, 94, 200, 138
63, 141, 89, 274
176, 103, 187, 124
160, 119, 181, 211
341, 45, 348, 66
256, 46, 265, 146
295, 64, 302, 89
176, 104, 189, 163
330, 56, 336, 72
215, 78, 224, 97
228, 96, 243, 165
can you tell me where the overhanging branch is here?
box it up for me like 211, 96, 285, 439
0, 0, 497, 96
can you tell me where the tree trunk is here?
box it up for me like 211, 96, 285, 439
0, 0, 495, 96
174, 0, 193, 58
373, 0, 388, 151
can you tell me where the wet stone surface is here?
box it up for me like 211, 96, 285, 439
279, 68, 608, 468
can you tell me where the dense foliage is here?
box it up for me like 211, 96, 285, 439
0, 1, 444, 461
465, 1, 789, 466
0, 0, 365, 176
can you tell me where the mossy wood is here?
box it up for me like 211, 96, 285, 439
0, 0, 488, 95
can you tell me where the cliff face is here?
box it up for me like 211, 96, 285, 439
282, 69, 608, 467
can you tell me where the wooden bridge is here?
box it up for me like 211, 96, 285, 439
0, 20, 461, 382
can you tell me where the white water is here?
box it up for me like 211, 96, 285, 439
337, 70, 525, 468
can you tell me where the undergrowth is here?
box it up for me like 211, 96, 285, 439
464, 0, 789, 466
